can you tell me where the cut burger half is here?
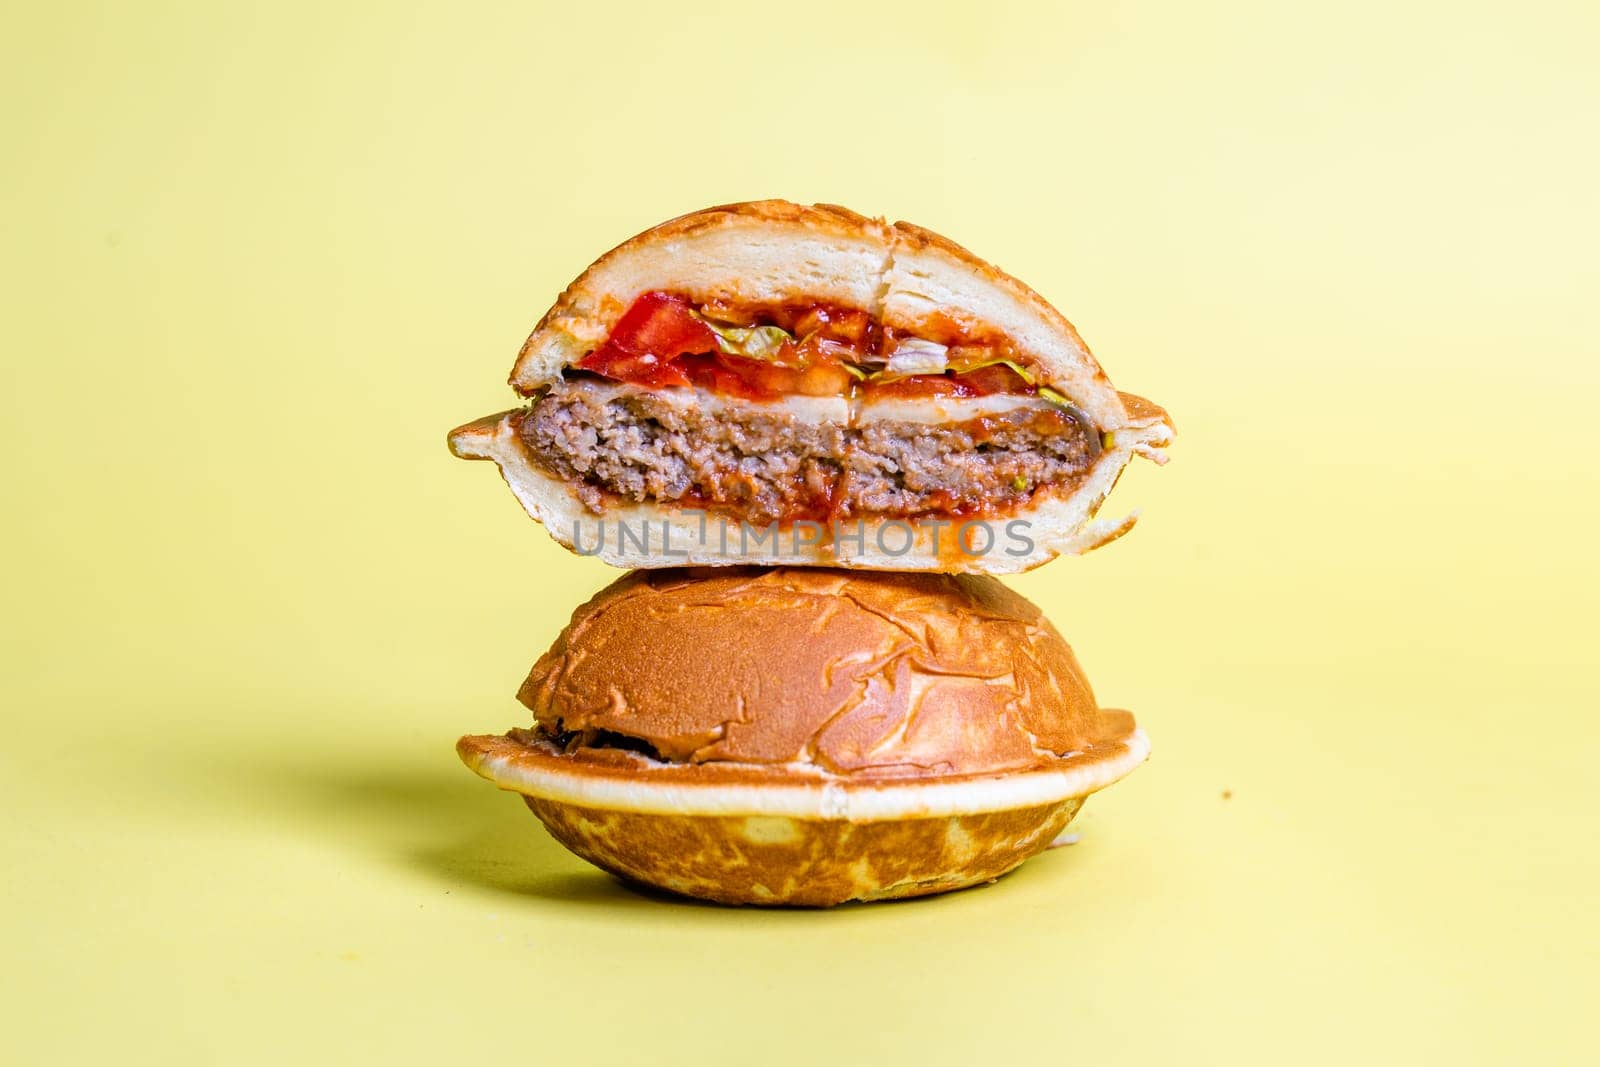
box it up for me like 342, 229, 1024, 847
449, 200, 1173, 573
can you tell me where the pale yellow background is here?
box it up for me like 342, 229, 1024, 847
3, 2, 1596, 1064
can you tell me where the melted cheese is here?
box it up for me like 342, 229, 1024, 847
576, 380, 1056, 428
853, 394, 1048, 425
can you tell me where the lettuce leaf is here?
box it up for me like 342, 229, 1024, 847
705, 322, 793, 361
869, 353, 1039, 387
886, 337, 950, 375
944, 350, 1036, 383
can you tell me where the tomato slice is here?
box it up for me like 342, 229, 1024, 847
577, 342, 690, 387
610, 291, 719, 358
576, 292, 720, 387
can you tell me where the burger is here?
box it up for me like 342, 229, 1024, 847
458, 567, 1148, 906
448, 200, 1172, 573
450, 202, 1172, 905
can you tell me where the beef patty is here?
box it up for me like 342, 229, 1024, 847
519, 378, 1102, 524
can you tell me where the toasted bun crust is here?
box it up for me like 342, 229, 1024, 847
460, 725, 1148, 819
446, 395, 1171, 574
512, 567, 1135, 779
510, 200, 1146, 432
512, 794, 1088, 905
458, 566, 1150, 904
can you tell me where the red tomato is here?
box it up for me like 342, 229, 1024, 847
577, 341, 691, 387
609, 291, 719, 357
576, 292, 720, 386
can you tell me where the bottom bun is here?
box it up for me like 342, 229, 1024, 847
524, 795, 1085, 906
458, 725, 1148, 906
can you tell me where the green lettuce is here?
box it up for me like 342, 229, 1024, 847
689, 311, 797, 363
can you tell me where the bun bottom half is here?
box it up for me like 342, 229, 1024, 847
457, 725, 1148, 906
527, 795, 1085, 906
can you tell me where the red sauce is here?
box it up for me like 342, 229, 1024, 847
575, 291, 1035, 400
676, 351, 858, 401
864, 363, 1035, 400
701, 299, 878, 348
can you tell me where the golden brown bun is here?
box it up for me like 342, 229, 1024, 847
516, 567, 1125, 779
520, 792, 1087, 906
463, 725, 1119, 903
459, 566, 1149, 904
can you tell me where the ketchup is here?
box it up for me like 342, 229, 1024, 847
864, 363, 1035, 400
